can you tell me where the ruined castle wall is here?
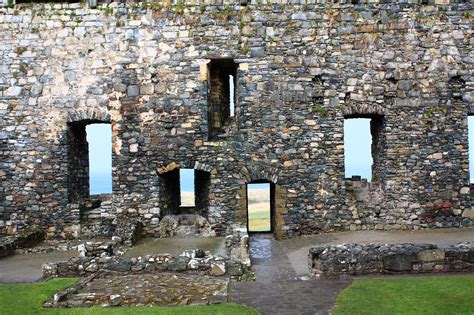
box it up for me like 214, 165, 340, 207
0, 0, 473, 238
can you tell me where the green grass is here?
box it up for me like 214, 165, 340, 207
248, 209, 270, 232
0, 278, 258, 315
334, 275, 474, 315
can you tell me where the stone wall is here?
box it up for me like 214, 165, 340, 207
0, 0, 473, 239
0, 228, 44, 257
345, 178, 384, 230
309, 242, 474, 278
42, 249, 245, 278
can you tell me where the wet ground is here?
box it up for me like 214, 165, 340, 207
0, 250, 76, 283
123, 236, 226, 258
0, 236, 226, 284
230, 234, 352, 315
230, 228, 474, 315
60, 272, 228, 307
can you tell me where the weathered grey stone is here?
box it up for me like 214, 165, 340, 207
250, 47, 265, 57
383, 254, 416, 271
210, 262, 226, 276
310, 243, 474, 278
418, 249, 445, 262
167, 256, 190, 272
0, 1, 472, 242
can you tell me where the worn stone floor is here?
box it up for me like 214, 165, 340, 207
229, 228, 474, 315
58, 272, 228, 307
230, 234, 352, 315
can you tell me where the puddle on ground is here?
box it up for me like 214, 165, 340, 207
249, 235, 273, 259
124, 237, 227, 258
0, 251, 76, 283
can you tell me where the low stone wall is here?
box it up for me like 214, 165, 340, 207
309, 242, 474, 278
42, 249, 245, 279
0, 229, 44, 258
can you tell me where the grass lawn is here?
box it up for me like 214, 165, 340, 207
334, 275, 474, 315
0, 278, 258, 315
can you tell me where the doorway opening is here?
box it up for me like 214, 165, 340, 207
247, 181, 274, 233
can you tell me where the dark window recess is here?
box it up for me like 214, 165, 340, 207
159, 168, 211, 218
449, 76, 466, 100
67, 121, 111, 202
208, 59, 237, 140
344, 115, 384, 182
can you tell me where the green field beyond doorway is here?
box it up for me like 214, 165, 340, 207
247, 183, 271, 232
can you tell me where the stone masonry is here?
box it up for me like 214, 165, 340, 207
0, 0, 473, 240
309, 242, 474, 278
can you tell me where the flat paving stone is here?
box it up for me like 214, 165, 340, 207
231, 279, 351, 315
59, 272, 228, 307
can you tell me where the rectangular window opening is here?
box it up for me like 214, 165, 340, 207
159, 168, 211, 218
229, 74, 235, 117
344, 116, 384, 182
208, 59, 237, 140
68, 121, 111, 202
180, 168, 195, 207
86, 124, 112, 195
247, 183, 271, 233
468, 116, 474, 184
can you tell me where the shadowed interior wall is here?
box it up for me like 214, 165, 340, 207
68, 122, 90, 202
370, 116, 385, 182
195, 170, 211, 218
208, 59, 237, 140
159, 169, 180, 217
159, 169, 210, 218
